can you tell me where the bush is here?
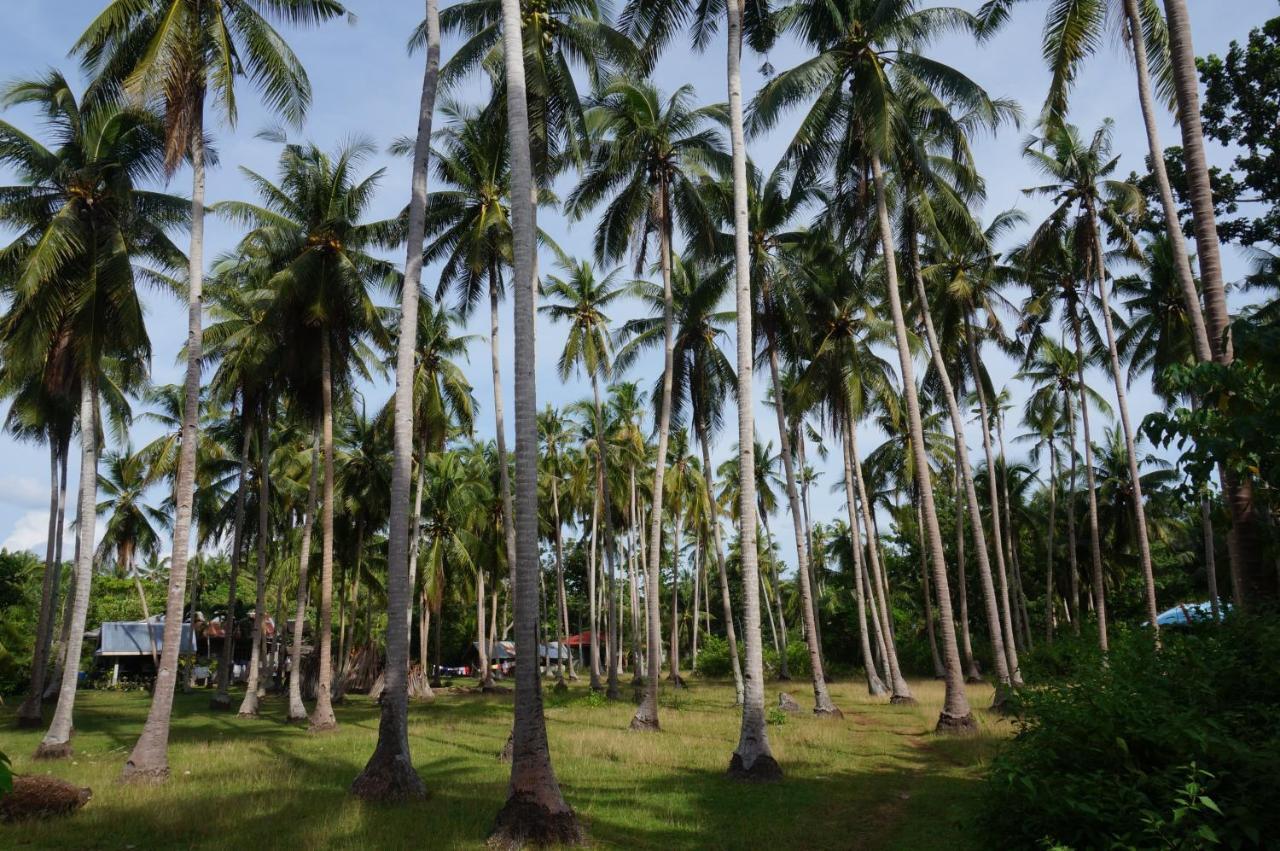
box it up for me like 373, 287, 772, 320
694, 634, 737, 678
984, 617, 1280, 849
763, 639, 810, 679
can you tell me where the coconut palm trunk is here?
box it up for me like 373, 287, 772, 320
668, 505, 683, 686
871, 155, 974, 734
964, 327, 1022, 683
1046, 441, 1059, 642
1069, 306, 1109, 651
43, 441, 71, 699
353, 2, 437, 795
628, 467, 645, 683
1162, 0, 1273, 606
910, 261, 1012, 689
953, 462, 982, 681
766, 345, 838, 714
698, 425, 745, 704
488, 0, 579, 836
586, 497, 603, 689
309, 334, 339, 731
214, 412, 253, 709
35, 381, 99, 760
120, 114, 208, 778
691, 538, 701, 669
759, 511, 790, 680
848, 419, 915, 701
840, 419, 887, 696
916, 497, 944, 677
550, 476, 569, 683
726, 0, 778, 781
17, 440, 65, 727
288, 432, 320, 720
239, 417, 271, 716
476, 568, 489, 683
489, 264, 519, 613
1086, 210, 1159, 632
630, 180, 676, 733
591, 379, 621, 699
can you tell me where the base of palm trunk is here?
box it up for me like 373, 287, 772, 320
497, 732, 514, 763
553, 679, 568, 694
667, 674, 687, 689
287, 705, 309, 724
989, 685, 1018, 716
121, 759, 170, 784
629, 712, 659, 732
209, 693, 233, 711
32, 741, 72, 761
487, 793, 584, 849
14, 701, 44, 728
308, 713, 338, 734
237, 696, 259, 718
889, 694, 918, 706
934, 712, 979, 736
349, 754, 428, 803
814, 705, 844, 719
605, 683, 621, 700
727, 752, 783, 783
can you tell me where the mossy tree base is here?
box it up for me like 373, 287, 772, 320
935, 712, 979, 736
727, 752, 783, 783
349, 756, 428, 803
889, 695, 918, 706
487, 795, 584, 850
32, 741, 72, 761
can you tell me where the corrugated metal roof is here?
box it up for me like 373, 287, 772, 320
96, 620, 196, 657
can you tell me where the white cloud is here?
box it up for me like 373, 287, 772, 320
0, 510, 107, 556
0, 476, 54, 510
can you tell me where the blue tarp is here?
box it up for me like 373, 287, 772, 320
471, 641, 568, 661
1153, 601, 1230, 627
97, 620, 196, 656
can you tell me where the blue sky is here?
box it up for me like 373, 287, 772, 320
0, 1, 1272, 573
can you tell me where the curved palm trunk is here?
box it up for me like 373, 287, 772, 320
872, 156, 973, 733
953, 462, 982, 681
909, 256, 1012, 689
17, 440, 64, 726
239, 417, 271, 716
489, 0, 579, 838
726, 0, 777, 779
1162, 0, 1272, 606
698, 425, 744, 704
352, 18, 438, 796
840, 421, 887, 696
915, 498, 945, 678
1087, 212, 1159, 632
631, 182, 675, 732
35, 381, 99, 760
309, 334, 339, 731
848, 421, 914, 701
964, 326, 1022, 683
1069, 305, 1109, 651
766, 343, 837, 713
121, 114, 207, 777
214, 411, 253, 708
288, 432, 320, 720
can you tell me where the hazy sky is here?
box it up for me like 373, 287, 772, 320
0, 1, 1272, 573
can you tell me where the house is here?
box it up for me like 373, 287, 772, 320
467, 640, 570, 676
94, 617, 196, 685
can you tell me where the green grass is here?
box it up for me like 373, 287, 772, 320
0, 677, 1006, 849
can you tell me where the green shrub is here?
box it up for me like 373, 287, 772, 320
766, 706, 787, 726
694, 635, 736, 678
984, 617, 1280, 849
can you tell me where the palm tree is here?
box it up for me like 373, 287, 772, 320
97, 446, 166, 576
352, 0, 441, 802
569, 78, 725, 733
542, 256, 626, 697
1022, 120, 1159, 641
539, 406, 576, 684
0, 73, 184, 760
74, 0, 349, 782
223, 139, 397, 731
752, 0, 1003, 734
614, 256, 744, 702
488, 0, 581, 838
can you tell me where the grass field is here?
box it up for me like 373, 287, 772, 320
0, 677, 1007, 849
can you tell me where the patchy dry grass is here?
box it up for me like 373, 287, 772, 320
0, 677, 1008, 849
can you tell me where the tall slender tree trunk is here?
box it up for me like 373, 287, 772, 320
43, 441, 71, 700
489, 264, 519, 610
872, 156, 974, 733
909, 255, 1011, 691
760, 511, 790, 680
1070, 304, 1109, 651
964, 326, 1022, 683
1162, 0, 1273, 606
213, 410, 252, 709
766, 342, 837, 714
797, 433, 827, 673
916, 498, 945, 678
239, 416, 271, 716
121, 106, 207, 778
698, 426, 744, 704
1087, 210, 1160, 632
1064, 390, 1082, 634
840, 422, 887, 697
476, 568, 490, 684
726, 0, 778, 780
17, 440, 64, 726
591, 378, 620, 698
36, 381, 98, 760
288, 432, 320, 720
953, 461, 982, 681
668, 504, 683, 686
1046, 442, 1059, 643
630, 183, 676, 733
586, 500, 603, 689
551, 477, 568, 684
309, 335, 339, 731
489, 0, 580, 835
691, 537, 701, 671
848, 420, 914, 701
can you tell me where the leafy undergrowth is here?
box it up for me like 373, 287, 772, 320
0, 677, 1003, 849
